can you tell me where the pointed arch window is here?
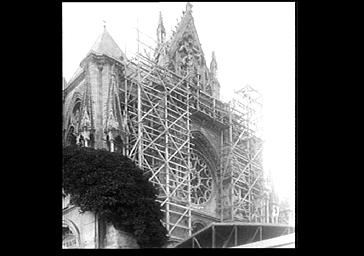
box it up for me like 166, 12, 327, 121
71, 100, 81, 126
113, 135, 124, 154
189, 131, 219, 206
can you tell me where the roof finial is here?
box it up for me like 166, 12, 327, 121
159, 11, 163, 23
210, 51, 218, 77
103, 20, 106, 29
157, 11, 166, 45
158, 11, 165, 31
186, 2, 193, 13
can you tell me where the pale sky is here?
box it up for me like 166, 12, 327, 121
63, 2, 295, 209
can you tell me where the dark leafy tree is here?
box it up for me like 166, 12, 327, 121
63, 146, 168, 248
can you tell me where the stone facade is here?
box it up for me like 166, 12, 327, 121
63, 3, 278, 248
63, 4, 224, 248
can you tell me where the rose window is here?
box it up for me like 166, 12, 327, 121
190, 150, 213, 205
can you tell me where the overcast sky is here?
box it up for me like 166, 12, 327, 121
63, 2, 295, 209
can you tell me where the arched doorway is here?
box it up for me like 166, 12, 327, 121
62, 220, 80, 249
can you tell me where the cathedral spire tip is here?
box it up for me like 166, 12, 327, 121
158, 11, 164, 27
186, 2, 193, 13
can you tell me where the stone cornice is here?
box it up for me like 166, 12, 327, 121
62, 204, 77, 214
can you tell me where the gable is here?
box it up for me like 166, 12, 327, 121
168, 12, 206, 67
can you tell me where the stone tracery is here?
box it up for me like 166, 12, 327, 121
190, 149, 213, 205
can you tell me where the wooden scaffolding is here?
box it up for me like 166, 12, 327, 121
112, 26, 268, 242
219, 86, 267, 223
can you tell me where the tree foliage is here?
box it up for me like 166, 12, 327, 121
63, 146, 168, 248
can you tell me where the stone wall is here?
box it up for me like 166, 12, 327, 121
63, 207, 97, 248
103, 224, 139, 249
63, 206, 139, 249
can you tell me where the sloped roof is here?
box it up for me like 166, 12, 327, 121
89, 27, 126, 60
64, 27, 126, 92
65, 66, 84, 90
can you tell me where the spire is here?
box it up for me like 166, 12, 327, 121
157, 11, 166, 45
105, 74, 120, 133
89, 26, 126, 61
158, 12, 165, 32
186, 2, 193, 13
210, 51, 217, 77
210, 51, 220, 99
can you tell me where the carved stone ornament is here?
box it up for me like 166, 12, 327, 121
106, 108, 119, 132
71, 109, 80, 127
80, 130, 90, 142
177, 33, 201, 70
80, 107, 91, 131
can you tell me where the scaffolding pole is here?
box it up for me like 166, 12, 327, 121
118, 26, 194, 241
